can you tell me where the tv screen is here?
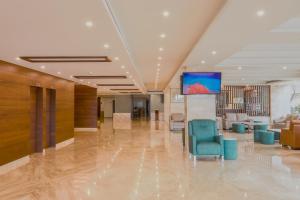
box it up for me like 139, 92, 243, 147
182, 72, 221, 95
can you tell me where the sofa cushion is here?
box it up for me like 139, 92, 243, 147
226, 113, 237, 121
171, 113, 184, 122
196, 142, 221, 155
237, 113, 248, 121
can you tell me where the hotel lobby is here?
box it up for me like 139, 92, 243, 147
1, 0, 300, 200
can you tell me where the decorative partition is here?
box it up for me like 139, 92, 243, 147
216, 85, 270, 116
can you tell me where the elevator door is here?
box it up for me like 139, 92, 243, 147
30, 86, 43, 153
46, 89, 56, 147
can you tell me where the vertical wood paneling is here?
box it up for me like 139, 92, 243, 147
216, 85, 270, 117
0, 60, 74, 166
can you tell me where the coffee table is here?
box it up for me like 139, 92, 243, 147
268, 128, 281, 141
241, 122, 268, 133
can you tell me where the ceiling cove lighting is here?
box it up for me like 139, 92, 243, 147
20, 56, 112, 63
85, 21, 94, 28
256, 10, 265, 17
73, 76, 127, 79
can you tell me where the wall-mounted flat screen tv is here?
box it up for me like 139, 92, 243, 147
181, 72, 221, 95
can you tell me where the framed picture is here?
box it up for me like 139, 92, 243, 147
170, 88, 184, 103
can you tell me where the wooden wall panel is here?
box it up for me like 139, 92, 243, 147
0, 60, 74, 165
216, 85, 270, 117
74, 85, 97, 128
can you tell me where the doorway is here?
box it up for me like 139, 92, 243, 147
46, 89, 56, 148
30, 86, 43, 153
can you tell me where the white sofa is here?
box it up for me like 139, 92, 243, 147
169, 113, 185, 131
222, 113, 252, 130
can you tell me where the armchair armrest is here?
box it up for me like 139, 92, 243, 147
188, 135, 197, 155
215, 135, 224, 156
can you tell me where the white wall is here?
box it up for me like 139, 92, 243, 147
101, 97, 114, 118
271, 85, 294, 120
186, 95, 216, 121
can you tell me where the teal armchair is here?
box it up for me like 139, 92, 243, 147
188, 119, 224, 160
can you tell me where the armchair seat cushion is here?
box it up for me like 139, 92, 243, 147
196, 142, 221, 155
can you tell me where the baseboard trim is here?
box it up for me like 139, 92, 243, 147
0, 156, 30, 175
74, 128, 98, 132
56, 138, 74, 150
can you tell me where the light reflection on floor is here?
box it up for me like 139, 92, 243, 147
0, 119, 300, 200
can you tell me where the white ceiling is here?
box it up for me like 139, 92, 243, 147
169, 0, 300, 88
1, 0, 300, 94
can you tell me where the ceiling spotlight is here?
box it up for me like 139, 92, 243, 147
40, 65, 45, 69
15, 57, 21, 61
70, 75, 73, 78
201, 60, 206, 64
114, 57, 119, 61
121, 65, 125, 69
126, 71, 129, 74
162, 11, 170, 17
159, 47, 164, 52
85, 21, 94, 28
158, 56, 162, 60
157, 63, 161, 67
104, 44, 110, 49
89, 71, 93, 74
160, 33, 166, 38
57, 72, 61, 75
256, 9, 265, 17
283, 66, 287, 70
238, 66, 242, 70
212, 51, 217, 55
87, 81, 90, 84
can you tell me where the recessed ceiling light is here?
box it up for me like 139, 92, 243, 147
15, 57, 21, 61
158, 56, 162, 60
256, 10, 265, 17
40, 65, 45, 69
114, 57, 119, 61
89, 72, 93, 74
157, 68, 160, 71
126, 71, 129, 74
70, 75, 73, 78
157, 63, 161, 67
85, 21, 94, 28
160, 33, 166, 38
80, 80, 83, 82
104, 44, 110, 49
283, 66, 287, 70
212, 51, 217, 55
201, 60, 206, 64
121, 65, 125, 69
238, 66, 242, 70
129, 75, 133, 78
88, 81, 90, 84
162, 11, 170, 17
57, 72, 61, 75
159, 47, 164, 52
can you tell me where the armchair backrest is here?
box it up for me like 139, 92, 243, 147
290, 120, 300, 132
188, 119, 217, 142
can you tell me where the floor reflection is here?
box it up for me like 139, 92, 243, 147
0, 120, 300, 200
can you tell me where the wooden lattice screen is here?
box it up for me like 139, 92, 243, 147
216, 85, 271, 117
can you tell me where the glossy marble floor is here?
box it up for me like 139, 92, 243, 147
1, 120, 300, 200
